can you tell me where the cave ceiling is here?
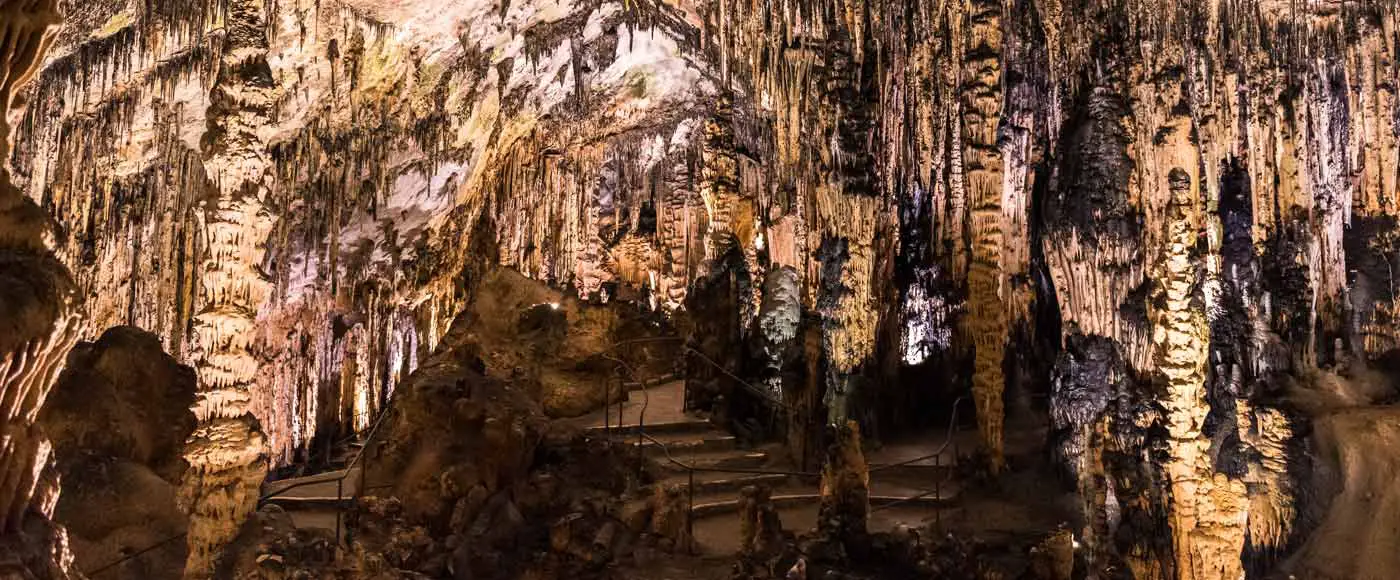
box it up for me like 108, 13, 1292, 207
7, 0, 1400, 576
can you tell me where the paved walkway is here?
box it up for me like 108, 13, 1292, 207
575, 379, 966, 556
266, 379, 973, 554
566, 379, 694, 430
262, 468, 363, 501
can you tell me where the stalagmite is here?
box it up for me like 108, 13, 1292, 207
179, 0, 276, 574
1136, 50, 1246, 580
0, 0, 81, 577
961, 0, 1008, 472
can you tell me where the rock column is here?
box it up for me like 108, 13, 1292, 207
961, 0, 1008, 473
179, 0, 277, 574
1135, 53, 1247, 580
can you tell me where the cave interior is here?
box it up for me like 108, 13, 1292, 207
2, 0, 1400, 579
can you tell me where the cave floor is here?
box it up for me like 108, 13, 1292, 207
565, 379, 695, 432
580, 380, 1075, 570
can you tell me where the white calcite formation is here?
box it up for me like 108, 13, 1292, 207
10, 1, 1400, 578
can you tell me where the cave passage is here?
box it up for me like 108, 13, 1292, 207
3, 1, 1400, 579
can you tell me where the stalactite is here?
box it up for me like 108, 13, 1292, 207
699, 93, 745, 269
18, 4, 1400, 577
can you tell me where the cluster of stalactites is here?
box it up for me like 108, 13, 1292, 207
712, 0, 1032, 453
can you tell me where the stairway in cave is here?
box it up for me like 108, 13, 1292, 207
258, 379, 966, 551
579, 380, 964, 555
259, 433, 377, 537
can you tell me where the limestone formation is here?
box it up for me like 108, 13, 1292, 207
0, 0, 79, 576
41, 327, 196, 578
816, 421, 869, 557
12, 1, 1400, 578
178, 0, 277, 573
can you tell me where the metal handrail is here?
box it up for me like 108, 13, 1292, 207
85, 530, 188, 577
868, 397, 965, 473
637, 430, 817, 553
596, 336, 791, 414
604, 342, 967, 551
85, 405, 395, 576
868, 397, 965, 525
255, 401, 395, 549
682, 345, 791, 414
256, 404, 392, 505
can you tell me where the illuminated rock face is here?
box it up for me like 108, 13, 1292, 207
14, 0, 1400, 577
177, 0, 277, 574
961, 0, 1008, 473
0, 0, 79, 577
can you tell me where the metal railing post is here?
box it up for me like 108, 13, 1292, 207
687, 468, 695, 555
335, 478, 344, 546
935, 452, 942, 530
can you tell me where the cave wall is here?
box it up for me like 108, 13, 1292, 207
9, 1, 1400, 577
40, 326, 197, 579
10, 0, 721, 467
0, 0, 82, 577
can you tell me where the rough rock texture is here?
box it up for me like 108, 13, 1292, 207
1287, 407, 1400, 580
814, 421, 868, 562
40, 326, 197, 579
370, 310, 545, 524
352, 302, 640, 580
456, 267, 676, 419
17, 1, 1400, 578
177, 0, 278, 572
0, 0, 80, 577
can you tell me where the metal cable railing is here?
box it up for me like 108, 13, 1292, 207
866, 397, 965, 532
601, 345, 967, 552
85, 531, 187, 577
86, 405, 395, 576
255, 402, 396, 546
596, 336, 792, 415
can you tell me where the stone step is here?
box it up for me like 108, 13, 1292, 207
262, 469, 354, 496
645, 472, 791, 497
691, 490, 960, 518
264, 496, 352, 510
652, 449, 771, 473
622, 373, 678, 391
624, 479, 959, 528
586, 418, 712, 437
626, 432, 737, 456
623, 477, 804, 523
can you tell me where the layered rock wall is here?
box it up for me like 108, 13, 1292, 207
0, 0, 80, 576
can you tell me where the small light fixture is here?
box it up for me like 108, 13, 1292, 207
549, 302, 560, 310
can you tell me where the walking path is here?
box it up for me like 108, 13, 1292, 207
580, 380, 966, 555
